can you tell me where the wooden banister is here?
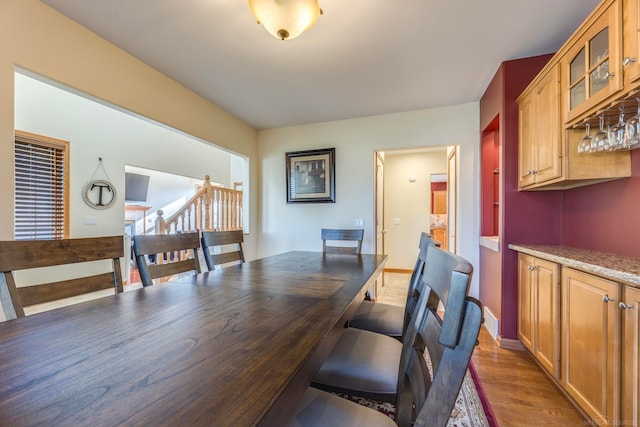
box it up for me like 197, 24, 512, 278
157, 175, 243, 235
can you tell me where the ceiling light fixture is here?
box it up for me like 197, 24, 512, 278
248, 0, 322, 41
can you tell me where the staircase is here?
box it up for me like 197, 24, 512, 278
155, 175, 243, 235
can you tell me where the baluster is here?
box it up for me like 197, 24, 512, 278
213, 188, 220, 230
202, 175, 212, 230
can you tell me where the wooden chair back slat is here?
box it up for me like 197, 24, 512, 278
147, 259, 200, 280
401, 232, 437, 336
0, 236, 125, 319
421, 248, 473, 348
321, 228, 364, 254
17, 272, 120, 307
201, 230, 244, 271
133, 233, 199, 256
133, 233, 201, 286
0, 237, 124, 270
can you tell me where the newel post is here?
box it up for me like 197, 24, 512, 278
155, 209, 167, 235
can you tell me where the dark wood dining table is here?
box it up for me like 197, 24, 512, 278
0, 251, 387, 426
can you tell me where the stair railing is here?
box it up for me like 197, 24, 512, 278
155, 175, 243, 235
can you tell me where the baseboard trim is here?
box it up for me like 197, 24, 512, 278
384, 268, 413, 274
483, 307, 499, 340
497, 337, 526, 351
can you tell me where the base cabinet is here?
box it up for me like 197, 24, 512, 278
517, 255, 639, 426
562, 268, 621, 425
517, 254, 560, 378
622, 286, 640, 426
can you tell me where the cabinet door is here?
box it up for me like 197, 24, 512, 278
431, 228, 447, 250
562, 268, 621, 425
533, 258, 560, 379
518, 92, 536, 188
517, 254, 535, 352
563, 0, 623, 124
533, 65, 562, 185
622, 286, 640, 426
623, 0, 640, 86
433, 191, 446, 214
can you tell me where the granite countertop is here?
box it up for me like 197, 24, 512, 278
508, 244, 640, 287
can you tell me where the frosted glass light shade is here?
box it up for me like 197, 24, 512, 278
248, 0, 321, 40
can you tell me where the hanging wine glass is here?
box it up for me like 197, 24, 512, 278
609, 106, 626, 150
591, 113, 607, 153
626, 98, 640, 149
578, 122, 592, 154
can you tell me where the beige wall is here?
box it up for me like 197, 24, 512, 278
0, 0, 482, 310
384, 150, 448, 270
0, 0, 258, 248
15, 72, 239, 239
258, 102, 481, 297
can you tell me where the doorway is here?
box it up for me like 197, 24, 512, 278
375, 146, 456, 281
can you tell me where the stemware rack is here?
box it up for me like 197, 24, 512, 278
570, 88, 640, 152
570, 89, 640, 128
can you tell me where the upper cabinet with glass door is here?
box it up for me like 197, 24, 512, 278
562, 0, 623, 125
623, 0, 640, 87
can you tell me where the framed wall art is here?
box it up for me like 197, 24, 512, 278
286, 148, 335, 203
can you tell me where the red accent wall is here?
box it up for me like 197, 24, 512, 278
562, 150, 640, 257
480, 54, 563, 341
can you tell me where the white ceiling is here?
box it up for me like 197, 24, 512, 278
41, 0, 601, 130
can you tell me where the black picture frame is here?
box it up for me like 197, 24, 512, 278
286, 148, 335, 203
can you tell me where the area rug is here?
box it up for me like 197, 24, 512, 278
338, 362, 493, 426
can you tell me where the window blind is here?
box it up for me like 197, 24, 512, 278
14, 136, 67, 240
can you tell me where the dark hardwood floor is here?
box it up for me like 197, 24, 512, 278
380, 273, 587, 427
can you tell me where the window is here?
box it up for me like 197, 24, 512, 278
14, 131, 69, 240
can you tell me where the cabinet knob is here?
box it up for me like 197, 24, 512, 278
603, 295, 615, 303
619, 302, 633, 310
604, 72, 616, 79
623, 57, 636, 66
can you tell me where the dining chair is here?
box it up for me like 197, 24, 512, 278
201, 230, 245, 271
0, 236, 124, 319
348, 232, 436, 340
288, 247, 482, 427
132, 232, 201, 287
321, 228, 364, 254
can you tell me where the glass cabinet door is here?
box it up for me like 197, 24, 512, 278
589, 28, 610, 95
623, 0, 640, 86
569, 48, 586, 110
564, 0, 622, 125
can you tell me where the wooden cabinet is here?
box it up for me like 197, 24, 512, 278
623, 0, 640, 87
621, 285, 640, 426
432, 190, 446, 214
431, 228, 446, 250
562, 268, 621, 425
518, 64, 629, 190
518, 64, 562, 188
517, 254, 561, 378
517, 0, 632, 191
562, 0, 623, 124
